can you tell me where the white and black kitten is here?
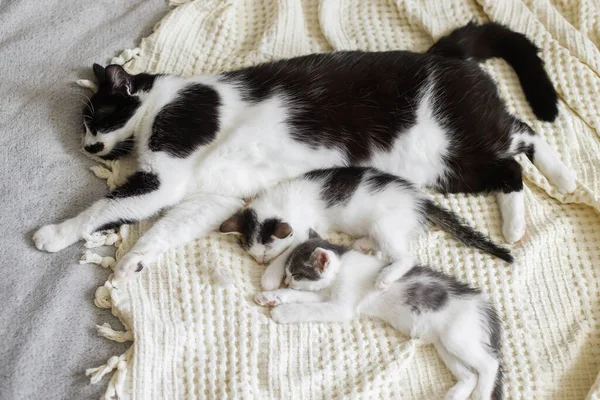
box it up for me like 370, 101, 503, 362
220, 166, 512, 291
256, 231, 503, 400
33, 23, 573, 280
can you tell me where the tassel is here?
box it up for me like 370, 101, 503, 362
95, 284, 113, 309
96, 323, 133, 343
84, 230, 120, 249
110, 48, 141, 66
86, 355, 120, 384
80, 250, 116, 269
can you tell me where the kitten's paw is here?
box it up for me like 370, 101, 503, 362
254, 292, 282, 307
114, 252, 147, 283
33, 224, 78, 252
353, 237, 378, 255
375, 277, 393, 292
270, 305, 296, 324
502, 218, 526, 243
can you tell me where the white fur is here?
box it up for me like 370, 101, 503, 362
497, 191, 526, 243
257, 250, 501, 400
366, 83, 451, 188
248, 173, 423, 290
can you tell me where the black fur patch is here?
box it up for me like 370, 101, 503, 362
305, 167, 366, 207
258, 218, 282, 245
428, 22, 558, 122
150, 84, 221, 158
516, 142, 535, 162
239, 208, 259, 248
84, 94, 140, 136
96, 218, 136, 232
98, 135, 135, 160
221, 52, 425, 163
404, 281, 449, 314
286, 237, 348, 281
364, 170, 413, 192
422, 200, 513, 263
402, 266, 480, 298
108, 171, 160, 199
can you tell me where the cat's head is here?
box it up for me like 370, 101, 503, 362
283, 230, 348, 291
219, 208, 295, 265
81, 64, 157, 160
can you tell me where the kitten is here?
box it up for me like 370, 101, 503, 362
255, 231, 503, 400
33, 22, 573, 281
220, 166, 512, 291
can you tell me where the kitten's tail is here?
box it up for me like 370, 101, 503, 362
423, 200, 513, 263
427, 22, 558, 122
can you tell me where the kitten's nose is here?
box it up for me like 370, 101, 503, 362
84, 142, 104, 154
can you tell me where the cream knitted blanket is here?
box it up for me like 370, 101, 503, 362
81, 0, 600, 398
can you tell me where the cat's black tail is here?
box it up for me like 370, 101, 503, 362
422, 199, 513, 263
427, 22, 558, 122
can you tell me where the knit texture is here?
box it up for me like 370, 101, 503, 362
82, 0, 600, 398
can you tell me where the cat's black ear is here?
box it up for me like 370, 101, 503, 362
308, 228, 321, 239
272, 222, 292, 239
93, 63, 106, 85
313, 248, 330, 272
105, 64, 132, 95
219, 213, 244, 235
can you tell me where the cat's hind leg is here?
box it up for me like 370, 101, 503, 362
439, 311, 502, 400
512, 122, 577, 194
433, 341, 477, 400
370, 215, 420, 290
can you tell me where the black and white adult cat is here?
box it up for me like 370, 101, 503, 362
33, 23, 575, 280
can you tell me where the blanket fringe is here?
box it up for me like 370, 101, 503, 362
97, 323, 133, 343
81, 160, 134, 400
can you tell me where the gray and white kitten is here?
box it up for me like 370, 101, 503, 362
255, 231, 503, 400
221, 167, 512, 291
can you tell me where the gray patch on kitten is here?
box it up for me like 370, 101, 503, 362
286, 231, 348, 281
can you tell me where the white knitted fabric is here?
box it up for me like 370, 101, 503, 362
81, 0, 600, 398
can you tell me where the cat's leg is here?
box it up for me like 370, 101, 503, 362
270, 302, 354, 324
33, 170, 182, 252
513, 124, 577, 194
439, 314, 501, 400
433, 341, 477, 400
254, 289, 327, 306
113, 192, 244, 281
370, 216, 419, 291
261, 246, 294, 291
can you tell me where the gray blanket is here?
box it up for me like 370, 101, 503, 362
0, 1, 167, 398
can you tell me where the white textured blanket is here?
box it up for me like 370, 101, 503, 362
82, 0, 600, 398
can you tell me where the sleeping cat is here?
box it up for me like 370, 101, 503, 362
220, 166, 512, 291
32, 22, 574, 280
256, 231, 503, 400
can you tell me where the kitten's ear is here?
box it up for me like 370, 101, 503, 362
272, 222, 292, 239
308, 228, 321, 239
105, 64, 132, 95
313, 248, 330, 272
93, 63, 106, 85
219, 213, 244, 235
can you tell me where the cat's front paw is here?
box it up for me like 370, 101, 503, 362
375, 276, 393, 292
113, 251, 148, 283
270, 304, 297, 324
33, 223, 79, 252
254, 291, 283, 307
